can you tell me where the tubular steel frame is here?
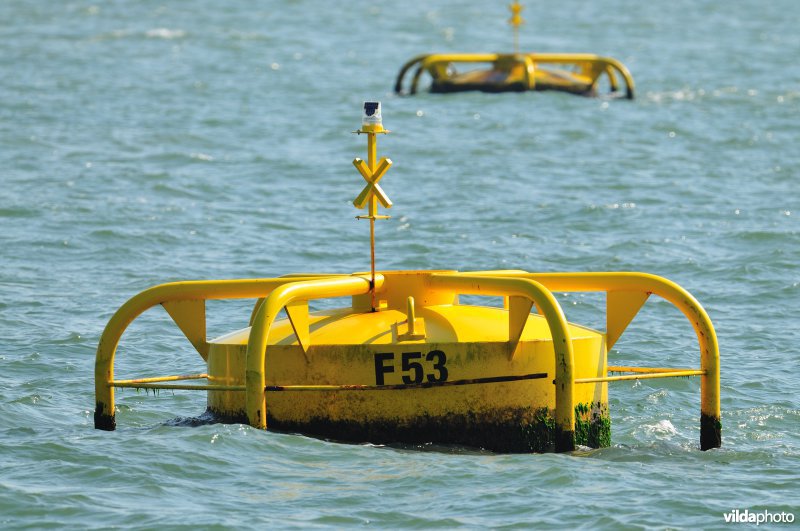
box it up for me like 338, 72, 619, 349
95, 270, 720, 452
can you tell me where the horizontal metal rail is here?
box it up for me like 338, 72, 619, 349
576, 369, 705, 384
111, 382, 246, 391
111, 373, 209, 385
608, 366, 700, 374
109, 372, 244, 391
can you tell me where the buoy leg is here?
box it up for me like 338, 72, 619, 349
700, 327, 721, 450
700, 414, 721, 450
246, 369, 267, 429
554, 428, 575, 453
94, 400, 116, 431
94, 354, 116, 430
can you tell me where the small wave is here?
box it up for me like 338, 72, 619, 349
646, 87, 709, 103
645, 419, 678, 437
646, 389, 669, 404
145, 28, 186, 40
10, 393, 47, 406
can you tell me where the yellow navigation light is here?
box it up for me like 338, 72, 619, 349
361, 100, 384, 132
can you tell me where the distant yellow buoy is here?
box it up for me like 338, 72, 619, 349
395, 2, 635, 98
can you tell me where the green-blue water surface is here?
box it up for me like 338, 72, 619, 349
1, 0, 798, 528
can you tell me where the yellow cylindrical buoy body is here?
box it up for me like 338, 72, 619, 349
206, 271, 609, 452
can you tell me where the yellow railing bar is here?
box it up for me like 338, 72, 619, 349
529, 53, 635, 98
576, 370, 705, 384
428, 273, 577, 452
522, 54, 537, 90
111, 373, 208, 385
94, 276, 334, 431
413, 54, 504, 94
110, 373, 245, 390
245, 274, 384, 430
455, 270, 721, 450
394, 53, 434, 94
608, 366, 698, 374
111, 382, 246, 391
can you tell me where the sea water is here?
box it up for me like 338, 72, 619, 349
1, 0, 798, 527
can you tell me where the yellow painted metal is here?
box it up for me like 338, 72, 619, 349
205, 270, 606, 453
285, 300, 310, 353
93, 275, 338, 430
353, 157, 393, 210
113, 382, 245, 391
606, 290, 650, 350
93, 104, 719, 451
394, 52, 635, 99
97, 267, 717, 450
608, 365, 700, 373
396, 296, 426, 341
575, 370, 705, 384
208, 336, 602, 438
454, 270, 721, 446
112, 373, 208, 384
352, 113, 393, 312
354, 122, 392, 218
508, 295, 534, 359
360, 123, 385, 134
392, 2, 632, 97
162, 299, 209, 360
245, 274, 383, 429
508, 1, 524, 54
406, 296, 416, 334
353, 158, 392, 210
427, 273, 578, 450
509, 1, 524, 27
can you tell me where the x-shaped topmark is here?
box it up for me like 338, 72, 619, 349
352, 157, 393, 211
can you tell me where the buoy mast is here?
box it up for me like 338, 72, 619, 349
353, 102, 392, 311
509, 1, 524, 54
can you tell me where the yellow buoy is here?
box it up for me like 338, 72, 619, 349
395, 2, 635, 99
94, 103, 719, 453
